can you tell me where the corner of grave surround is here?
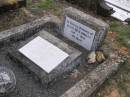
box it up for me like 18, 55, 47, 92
0, 15, 61, 46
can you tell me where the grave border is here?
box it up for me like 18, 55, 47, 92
0, 16, 125, 97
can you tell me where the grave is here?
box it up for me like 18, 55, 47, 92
0, 15, 125, 97
9, 30, 82, 84
105, 0, 130, 21
62, 7, 109, 51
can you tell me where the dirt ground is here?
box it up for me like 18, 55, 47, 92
0, 0, 130, 97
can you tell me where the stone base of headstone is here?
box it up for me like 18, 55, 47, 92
62, 7, 109, 51
8, 30, 82, 85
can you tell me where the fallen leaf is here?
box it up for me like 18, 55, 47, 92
104, 89, 120, 97
107, 31, 117, 41
111, 42, 120, 50
118, 46, 129, 56
126, 84, 130, 93
87, 51, 96, 64
96, 51, 106, 63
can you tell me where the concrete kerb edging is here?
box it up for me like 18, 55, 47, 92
0, 15, 61, 47
0, 15, 126, 97
60, 57, 125, 97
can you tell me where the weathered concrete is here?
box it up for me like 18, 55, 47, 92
0, 15, 60, 47
9, 30, 82, 84
62, 7, 109, 50
60, 57, 125, 97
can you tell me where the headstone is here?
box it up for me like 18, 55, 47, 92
9, 30, 82, 84
0, 67, 16, 96
62, 7, 109, 51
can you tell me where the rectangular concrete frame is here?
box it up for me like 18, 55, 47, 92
0, 16, 125, 97
9, 30, 82, 84
63, 7, 109, 50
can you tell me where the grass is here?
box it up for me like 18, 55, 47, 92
37, 0, 55, 9
96, 60, 130, 97
110, 21, 130, 48
32, 0, 60, 11
96, 20, 130, 97
28, 0, 63, 16
96, 95, 104, 97
114, 60, 130, 96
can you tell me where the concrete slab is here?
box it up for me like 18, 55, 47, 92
19, 36, 69, 73
8, 30, 82, 84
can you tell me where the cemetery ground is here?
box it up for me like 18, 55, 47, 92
0, 0, 130, 97
95, 21, 130, 97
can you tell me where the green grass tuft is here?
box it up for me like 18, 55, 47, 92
110, 21, 130, 48
36, 0, 56, 10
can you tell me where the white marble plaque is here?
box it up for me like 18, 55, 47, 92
19, 36, 69, 73
64, 16, 96, 50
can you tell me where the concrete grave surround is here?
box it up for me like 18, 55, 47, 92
0, 16, 125, 97
63, 7, 109, 51
9, 30, 82, 84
